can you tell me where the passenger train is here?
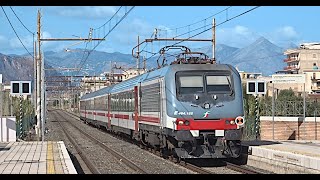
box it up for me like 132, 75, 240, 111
79, 46, 245, 159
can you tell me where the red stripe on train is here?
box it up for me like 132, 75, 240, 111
82, 111, 159, 123
114, 114, 130, 119
139, 116, 160, 123
96, 112, 105, 116
176, 118, 237, 130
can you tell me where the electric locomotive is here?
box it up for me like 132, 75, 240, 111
79, 46, 245, 159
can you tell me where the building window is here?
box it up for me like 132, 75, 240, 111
313, 54, 317, 58
313, 63, 318, 70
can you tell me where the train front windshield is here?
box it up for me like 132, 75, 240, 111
176, 71, 233, 96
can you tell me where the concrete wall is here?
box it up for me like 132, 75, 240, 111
0, 117, 16, 142
260, 116, 320, 140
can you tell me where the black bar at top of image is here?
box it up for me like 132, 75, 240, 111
1, 0, 320, 6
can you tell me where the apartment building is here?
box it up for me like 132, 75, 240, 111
274, 43, 320, 95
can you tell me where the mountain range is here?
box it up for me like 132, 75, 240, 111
0, 36, 295, 83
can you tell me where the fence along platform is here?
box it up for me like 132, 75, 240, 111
0, 141, 77, 174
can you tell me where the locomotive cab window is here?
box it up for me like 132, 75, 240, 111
178, 76, 204, 94
206, 75, 232, 93
176, 71, 234, 97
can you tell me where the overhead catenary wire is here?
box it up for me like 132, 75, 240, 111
93, 6, 123, 31
123, 6, 261, 72
76, 6, 135, 74
1, 6, 34, 58
9, 6, 35, 61
9, 6, 34, 35
76, 7, 131, 74
170, 6, 260, 47
158, 6, 232, 32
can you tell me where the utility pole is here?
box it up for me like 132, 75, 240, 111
33, 41, 37, 121
212, 18, 216, 60
137, 36, 140, 75
35, 9, 104, 141
36, 10, 41, 140
41, 52, 45, 141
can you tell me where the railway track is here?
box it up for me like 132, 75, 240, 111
63, 110, 215, 174
224, 161, 261, 174
52, 110, 148, 174
52, 111, 100, 174
61, 109, 264, 174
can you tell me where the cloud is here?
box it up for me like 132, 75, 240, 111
275, 26, 298, 40
109, 18, 154, 52
156, 25, 174, 38
40, 31, 72, 52
9, 34, 34, 50
216, 25, 260, 48
260, 26, 300, 48
0, 35, 8, 45
54, 6, 119, 19
267, 26, 299, 44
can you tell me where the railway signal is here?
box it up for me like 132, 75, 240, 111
10, 81, 31, 95
246, 80, 266, 95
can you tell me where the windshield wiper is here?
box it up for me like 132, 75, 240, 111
226, 76, 234, 96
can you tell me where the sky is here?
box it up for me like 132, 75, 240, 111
0, 6, 319, 57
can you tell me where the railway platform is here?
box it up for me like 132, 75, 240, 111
242, 140, 320, 174
0, 141, 77, 174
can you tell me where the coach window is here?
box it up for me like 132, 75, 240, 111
91, 99, 94, 110
124, 93, 126, 111
121, 93, 124, 111
111, 95, 114, 111
129, 93, 133, 111
112, 95, 115, 111
119, 95, 122, 111
126, 93, 129, 112
122, 93, 125, 111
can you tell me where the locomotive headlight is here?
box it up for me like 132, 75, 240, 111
204, 103, 210, 109
235, 116, 245, 126
195, 94, 199, 100
178, 121, 184, 125
184, 120, 190, 125
213, 95, 217, 100
230, 120, 235, 125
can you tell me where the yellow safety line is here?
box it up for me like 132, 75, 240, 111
47, 141, 56, 174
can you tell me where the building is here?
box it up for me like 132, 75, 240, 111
277, 43, 320, 74
272, 43, 320, 96
238, 70, 262, 83
80, 68, 146, 96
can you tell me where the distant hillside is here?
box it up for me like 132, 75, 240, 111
224, 37, 286, 75
3, 36, 295, 79
194, 44, 239, 62
0, 53, 60, 84
44, 49, 138, 76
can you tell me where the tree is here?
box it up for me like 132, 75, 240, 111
277, 88, 302, 101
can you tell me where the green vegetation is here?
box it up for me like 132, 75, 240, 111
242, 84, 320, 140
1, 91, 35, 139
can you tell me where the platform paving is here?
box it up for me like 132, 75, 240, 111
0, 141, 77, 174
